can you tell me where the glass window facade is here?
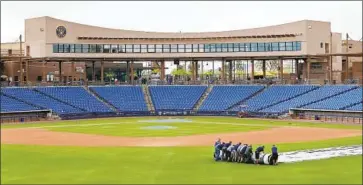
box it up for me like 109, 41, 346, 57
53, 41, 302, 53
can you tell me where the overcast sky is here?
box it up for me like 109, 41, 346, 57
1, 1, 362, 43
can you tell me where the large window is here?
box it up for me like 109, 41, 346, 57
111, 45, 118, 53
210, 44, 216, 53
227, 43, 233, 52
133, 44, 141, 53
285, 42, 293, 51
148, 44, 155, 53
103, 45, 110, 53
265, 43, 271, 51
90, 44, 97, 53
156, 44, 163, 53
240, 43, 245, 52
233, 43, 239, 52
64, 44, 70, 53
52, 41, 302, 53
171, 44, 178, 53
163, 44, 170, 53
221, 44, 228, 52
75, 44, 82, 53
53, 44, 59, 53
272, 42, 279, 51
126, 44, 133, 53
141, 44, 147, 53
119, 45, 126, 53
294, 41, 301, 51
245, 43, 251, 52
279, 42, 286, 51
251, 43, 258, 52
192, 44, 199, 52
96, 44, 103, 53
82, 44, 89, 53
257, 43, 265, 52
185, 44, 192, 53
216, 44, 222, 52
58, 44, 64, 53
178, 44, 185, 53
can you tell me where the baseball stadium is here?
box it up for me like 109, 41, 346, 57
1, 16, 362, 184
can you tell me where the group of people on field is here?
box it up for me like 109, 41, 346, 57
213, 138, 278, 165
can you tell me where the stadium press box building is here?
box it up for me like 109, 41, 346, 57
1, 16, 362, 84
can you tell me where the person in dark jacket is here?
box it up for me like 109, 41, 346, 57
255, 146, 265, 163
271, 145, 279, 165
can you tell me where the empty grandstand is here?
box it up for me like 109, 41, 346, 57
260, 85, 360, 114
35, 87, 112, 113
303, 87, 363, 110
1, 85, 362, 123
149, 86, 207, 111
199, 85, 264, 111
0, 94, 40, 113
90, 86, 148, 112
1, 87, 84, 115
232, 85, 319, 112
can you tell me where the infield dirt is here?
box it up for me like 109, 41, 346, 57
1, 126, 361, 147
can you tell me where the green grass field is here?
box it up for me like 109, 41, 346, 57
1, 117, 362, 184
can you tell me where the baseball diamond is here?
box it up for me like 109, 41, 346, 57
1, 1, 362, 184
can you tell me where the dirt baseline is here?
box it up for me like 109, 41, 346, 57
1, 126, 361, 147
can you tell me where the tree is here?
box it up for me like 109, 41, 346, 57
105, 71, 116, 82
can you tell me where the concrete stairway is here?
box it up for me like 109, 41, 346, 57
84, 86, 119, 113
142, 85, 155, 112
193, 85, 213, 112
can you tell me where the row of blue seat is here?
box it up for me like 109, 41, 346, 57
260, 85, 358, 113
0, 94, 40, 113
1, 85, 362, 114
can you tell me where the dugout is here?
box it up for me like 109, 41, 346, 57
0, 110, 52, 124
290, 108, 363, 124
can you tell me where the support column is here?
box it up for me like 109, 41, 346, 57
126, 61, 130, 83
130, 61, 134, 84
42, 61, 46, 82
307, 57, 311, 82
58, 61, 62, 83
227, 60, 233, 81
101, 61, 104, 83
92, 61, 95, 81
251, 60, 255, 82
71, 61, 75, 83
295, 59, 299, 79
221, 60, 225, 81
20, 59, 23, 84
201, 61, 204, 80
195, 60, 198, 80
263, 60, 267, 78
160, 60, 165, 81
191, 60, 196, 81
280, 59, 284, 83
25, 60, 29, 84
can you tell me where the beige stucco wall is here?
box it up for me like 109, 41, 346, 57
24, 16, 340, 58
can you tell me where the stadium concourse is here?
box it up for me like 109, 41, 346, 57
0, 84, 362, 123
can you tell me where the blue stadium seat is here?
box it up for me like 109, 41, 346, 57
199, 85, 264, 111
1, 94, 40, 112
260, 85, 359, 113
149, 86, 207, 110
303, 87, 363, 110
240, 85, 317, 112
1, 87, 84, 115
345, 103, 363, 111
90, 86, 148, 111
35, 87, 112, 113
